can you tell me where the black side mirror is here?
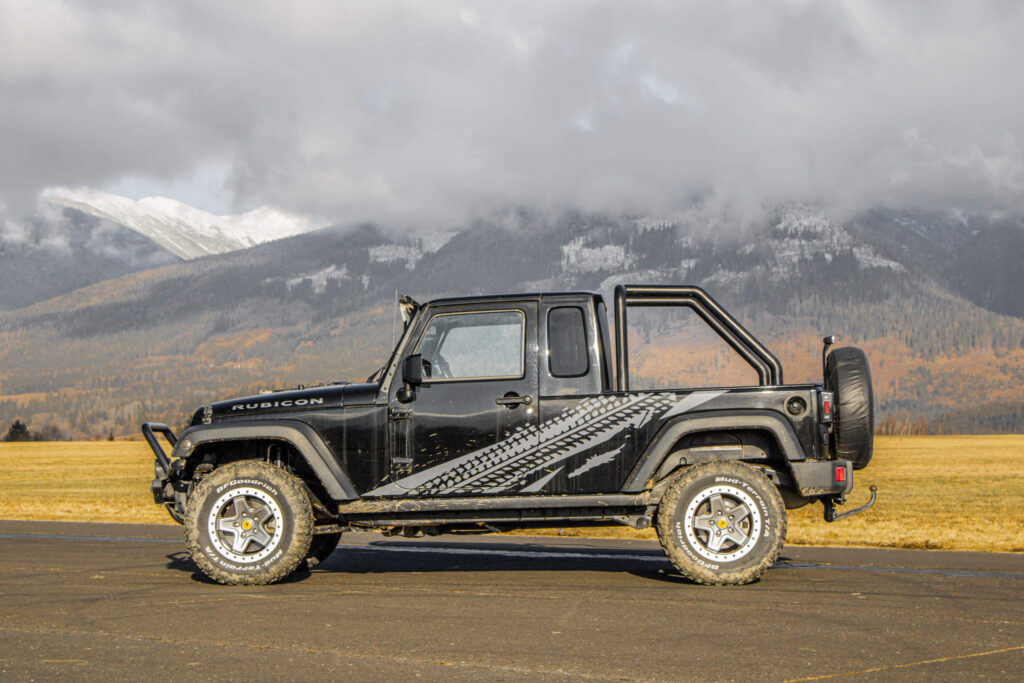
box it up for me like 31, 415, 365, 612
397, 354, 426, 404
402, 354, 426, 386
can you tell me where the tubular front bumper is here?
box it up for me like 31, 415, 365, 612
142, 422, 177, 503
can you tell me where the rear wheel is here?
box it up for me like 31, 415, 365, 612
656, 461, 786, 585
184, 460, 314, 585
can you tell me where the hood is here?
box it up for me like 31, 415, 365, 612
210, 382, 379, 419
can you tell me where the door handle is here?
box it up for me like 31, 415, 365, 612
495, 394, 533, 407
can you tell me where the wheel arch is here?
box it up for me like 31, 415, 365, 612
172, 421, 359, 501
623, 410, 807, 495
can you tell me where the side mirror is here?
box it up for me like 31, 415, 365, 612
402, 354, 426, 386
397, 354, 427, 404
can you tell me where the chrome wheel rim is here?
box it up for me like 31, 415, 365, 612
683, 484, 761, 563
207, 487, 284, 564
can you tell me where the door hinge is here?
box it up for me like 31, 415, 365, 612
389, 408, 411, 422
391, 457, 413, 466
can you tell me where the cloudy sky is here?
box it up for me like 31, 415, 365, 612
1, 1, 1022, 229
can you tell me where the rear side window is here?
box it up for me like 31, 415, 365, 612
548, 306, 589, 378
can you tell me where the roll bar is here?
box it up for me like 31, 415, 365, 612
613, 284, 783, 390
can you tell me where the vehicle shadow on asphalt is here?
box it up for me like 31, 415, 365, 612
166, 551, 314, 585
165, 542, 714, 585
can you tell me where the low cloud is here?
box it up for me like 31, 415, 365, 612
1, 199, 128, 258
1, 1, 1023, 229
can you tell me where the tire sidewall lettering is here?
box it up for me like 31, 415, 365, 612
659, 462, 786, 583
215, 479, 278, 497
672, 474, 773, 569
197, 476, 294, 574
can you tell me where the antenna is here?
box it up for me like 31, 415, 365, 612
391, 289, 399, 350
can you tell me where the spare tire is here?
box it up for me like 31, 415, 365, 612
826, 346, 874, 469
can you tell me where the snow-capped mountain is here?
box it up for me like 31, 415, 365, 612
42, 187, 323, 259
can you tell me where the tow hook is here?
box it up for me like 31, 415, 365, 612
824, 485, 877, 523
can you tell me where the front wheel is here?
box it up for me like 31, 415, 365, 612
184, 460, 314, 585
656, 461, 786, 585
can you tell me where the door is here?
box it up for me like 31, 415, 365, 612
380, 301, 539, 496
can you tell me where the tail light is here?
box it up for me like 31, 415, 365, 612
819, 391, 834, 423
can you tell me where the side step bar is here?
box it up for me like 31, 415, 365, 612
337, 492, 654, 515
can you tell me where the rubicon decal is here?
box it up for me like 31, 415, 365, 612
231, 397, 325, 411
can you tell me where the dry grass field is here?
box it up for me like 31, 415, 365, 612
1, 436, 1022, 552
0, 441, 171, 525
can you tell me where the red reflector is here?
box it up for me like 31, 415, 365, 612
835, 466, 847, 483
824, 399, 831, 416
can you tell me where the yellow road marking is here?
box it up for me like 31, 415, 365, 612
786, 644, 1024, 681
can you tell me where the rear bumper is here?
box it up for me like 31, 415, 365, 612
789, 459, 854, 497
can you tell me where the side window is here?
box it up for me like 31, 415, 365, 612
548, 306, 589, 378
417, 310, 524, 380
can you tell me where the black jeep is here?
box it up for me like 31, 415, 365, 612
144, 285, 875, 585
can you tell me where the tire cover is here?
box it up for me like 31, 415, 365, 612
826, 346, 874, 469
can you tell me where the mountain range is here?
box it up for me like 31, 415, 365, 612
1, 194, 1023, 439
43, 187, 324, 260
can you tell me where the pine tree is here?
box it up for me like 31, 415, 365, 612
4, 419, 31, 442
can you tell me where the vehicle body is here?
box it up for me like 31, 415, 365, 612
145, 284, 876, 585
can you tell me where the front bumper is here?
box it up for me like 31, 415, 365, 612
142, 422, 177, 473
142, 422, 185, 522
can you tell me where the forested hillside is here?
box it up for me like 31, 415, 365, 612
1, 206, 1022, 438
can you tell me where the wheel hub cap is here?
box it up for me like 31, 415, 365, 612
682, 484, 762, 563
207, 487, 284, 564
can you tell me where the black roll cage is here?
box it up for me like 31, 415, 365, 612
612, 284, 784, 390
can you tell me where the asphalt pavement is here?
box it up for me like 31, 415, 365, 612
1, 519, 1021, 681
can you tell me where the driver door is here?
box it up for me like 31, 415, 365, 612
382, 301, 539, 496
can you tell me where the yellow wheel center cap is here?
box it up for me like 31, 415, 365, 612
717, 519, 728, 529
242, 520, 253, 530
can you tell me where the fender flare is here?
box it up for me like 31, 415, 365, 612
622, 410, 809, 493
170, 420, 359, 501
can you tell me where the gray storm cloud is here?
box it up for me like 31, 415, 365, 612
1, 0, 1023, 228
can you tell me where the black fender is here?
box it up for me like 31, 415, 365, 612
623, 410, 838, 497
171, 420, 359, 501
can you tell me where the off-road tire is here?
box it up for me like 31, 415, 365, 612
184, 460, 314, 585
656, 461, 786, 585
304, 532, 342, 569
826, 346, 874, 469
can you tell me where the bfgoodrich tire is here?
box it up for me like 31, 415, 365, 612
826, 346, 874, 469
184, 460, 314, 585
656, 461, 786, 585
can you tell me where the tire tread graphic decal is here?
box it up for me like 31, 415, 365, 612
368, 391, 724, 497
568, 448, 622, 479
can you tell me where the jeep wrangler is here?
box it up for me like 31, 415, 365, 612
144, 284, 875, 586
